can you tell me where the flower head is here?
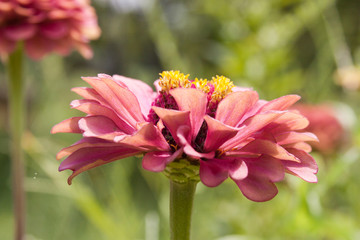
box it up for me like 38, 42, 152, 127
0, 0, 100, 60
52, 71, 318, 202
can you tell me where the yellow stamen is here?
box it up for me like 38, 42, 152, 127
193, 77, 210, 93
209, 75, 234, 102
159, 70, 191, 92
158, 71, 234, 102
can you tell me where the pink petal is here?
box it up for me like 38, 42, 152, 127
235, 175, 278, 202
170, 88, 207, 138
101, 75, 146, 122
56, 137, 119, 160
228, 160, 248, 181
152, 106, 191, 143
78, 116, 125, 140
245, 155, 285, 182
115, 123, 170, 151
142, 148, 183, 172
234, 156, 284, 202
82, 75, 145, 129
71, 99, 134, 134
283, 148, 318, 182
40, 21, 69, 39
72, 87, 102, 101
259, 95, 301, 112
4, 23, 36, 40
222, 111, 284, 150
75, 42, 93, 59
239, 139, 300, 162
51, 117, 82, 134
60, 146, 141, 184
200, 160, 229, 187
283, 142, 312, 153
25, 35, 55, 59
177, 126, 215, 159
203, 115, 238, 152
52, 38, 72, 56
216, 91, 259, 127
267, 111, 310, 132
275, 132, 319, 145
113, 75, 156, 118
0, 36, 16, 56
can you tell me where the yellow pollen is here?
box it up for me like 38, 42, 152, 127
159, 70, 191, 92
209, 75, 234, 102
158, 71, 234, 102
193, 78, 210, 93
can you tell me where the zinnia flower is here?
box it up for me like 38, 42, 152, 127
0, 0, 100, 60
292, 104, 344, 155
52, 71, 318, 202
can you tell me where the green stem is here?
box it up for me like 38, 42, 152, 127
169, 180, 197, 240
7, 43, 26, 240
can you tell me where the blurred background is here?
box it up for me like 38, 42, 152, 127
1, 0, 360, 239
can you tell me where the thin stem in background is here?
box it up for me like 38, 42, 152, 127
7, 43, 26, 240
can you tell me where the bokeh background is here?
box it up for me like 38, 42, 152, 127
1, 0, 360, 239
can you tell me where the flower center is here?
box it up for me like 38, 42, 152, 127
149, 71, 235, 153
158, 70, 234, 103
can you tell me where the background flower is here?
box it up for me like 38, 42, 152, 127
292, 103, 345, 155
0, 0, 100, 60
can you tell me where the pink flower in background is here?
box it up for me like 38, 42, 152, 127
292, 104, 344, 155
52, 71, 318, 202
0, 0, 101, 60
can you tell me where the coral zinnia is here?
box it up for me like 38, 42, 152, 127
52, 71, 318, 202
0, 0, 100, 60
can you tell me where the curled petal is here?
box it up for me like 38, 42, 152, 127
142, 148, 183, 172
115, 123, 170, 151
235, 175, 278, 202
177, 126, 215, 159
60, 146, 142, 184
246, 156, 285, 183
234, 155, 284, 202
283, 148, 318, 183
203, 115, 238, 152
200, 160, 229, 187
56, 137, 118, 160
228, 160, 248, 181
51, 117, 82, 134
152, 106, 191, 143
170, 88, 207, 137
